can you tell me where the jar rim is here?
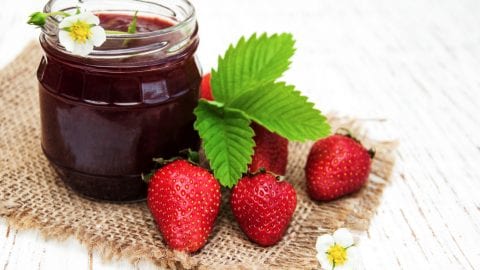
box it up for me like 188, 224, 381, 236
42, 0, 196, 39
40, 0, 199, 61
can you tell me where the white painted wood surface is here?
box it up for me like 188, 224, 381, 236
1, 0, 480, 269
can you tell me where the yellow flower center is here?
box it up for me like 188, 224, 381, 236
69, 20, 91, 43
327, 244, 347, 266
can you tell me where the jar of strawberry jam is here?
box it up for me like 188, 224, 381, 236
37, 0, 201, 201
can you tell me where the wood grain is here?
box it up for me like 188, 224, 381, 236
1, 0, 480, 269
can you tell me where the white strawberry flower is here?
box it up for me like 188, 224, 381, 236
316, 228, 359, 270
58, 11, 106, 56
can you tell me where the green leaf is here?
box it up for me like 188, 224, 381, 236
211, 33, 295, 104
230, 82, 331, 141
127, 11, 138, 34
194, 100, 255, 187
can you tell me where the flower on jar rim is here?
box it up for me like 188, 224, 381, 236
58, 11, 106, 56
316, 228, 359, 270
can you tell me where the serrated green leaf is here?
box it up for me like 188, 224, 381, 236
230, 82, 331, 141
194, 100, 255, 187
211, 33, 295, 104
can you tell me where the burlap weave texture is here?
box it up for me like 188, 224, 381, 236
0, 43, 396, 269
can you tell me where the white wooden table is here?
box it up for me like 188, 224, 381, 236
1, 0, 480, 269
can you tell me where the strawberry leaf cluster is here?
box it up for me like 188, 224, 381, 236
194, 33, 331, 187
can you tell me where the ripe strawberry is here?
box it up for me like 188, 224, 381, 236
230, 172, 297, 246
199, 73, 213, 101
305, 134, 374, 201
248, 123, 289, 175
147, 159, 221, 252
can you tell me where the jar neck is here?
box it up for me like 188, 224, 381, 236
40, 0, 198, 68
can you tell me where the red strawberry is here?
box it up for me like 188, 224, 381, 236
230, 172, 297, 246
147, 159, 221, 252
305, 134, 374, 201
248, 123, 289, 175
199, 73, 213, 101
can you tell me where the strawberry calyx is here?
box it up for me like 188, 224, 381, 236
141, 171, 156, 183
142, 149, 201, 183
335, 128, 375, 159
368, 148, 376, 159
179, 148, 201, 164
252, 167, 268, 174
335, 127, 358, 142
246, 168, 283, 181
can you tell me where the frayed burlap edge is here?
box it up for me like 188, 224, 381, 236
0, 42, 397, 269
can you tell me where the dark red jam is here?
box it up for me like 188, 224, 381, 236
37, 13, 201, 201
98, 13, 172, 32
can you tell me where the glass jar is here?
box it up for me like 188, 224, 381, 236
37, 0, 201, 201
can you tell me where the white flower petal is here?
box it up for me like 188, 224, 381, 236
59, 12, 100, 29
332, 246, 359, 270
334, 264, 352, 270
347, 246, 358, 257
333, 228, 354, 247
345, 246, 359, 269
89, 26, 107, 46
79, 11, 100, 25
316, 234, 335, 252
72, 41, 94, 56
58, 30, 75, 52
316, 252, 332, 270
337, 259, 355, 270
59, 15, 77, 28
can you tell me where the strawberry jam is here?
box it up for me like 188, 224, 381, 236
37, 3, 201, 201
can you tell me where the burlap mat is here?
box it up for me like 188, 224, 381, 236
0, 43, 397, 269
